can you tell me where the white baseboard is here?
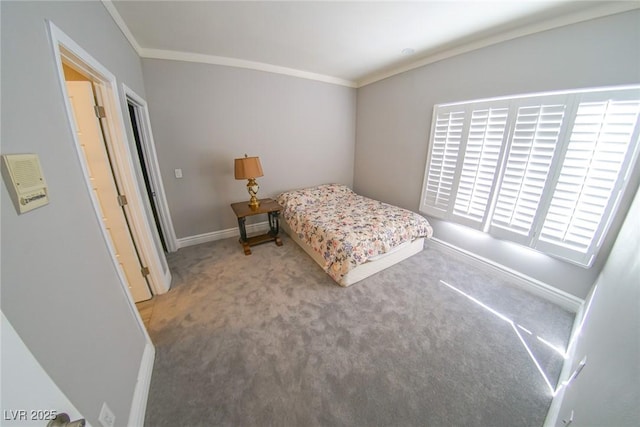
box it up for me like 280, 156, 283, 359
428, 238, 584, 313
176, 221, 270, 249
128, 341, 155, 427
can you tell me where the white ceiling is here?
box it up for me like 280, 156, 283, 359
106, 1, 638, 87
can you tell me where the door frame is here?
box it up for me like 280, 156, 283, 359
124, 85, 178, 252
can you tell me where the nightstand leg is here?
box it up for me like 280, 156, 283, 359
237, 217, 252, 255
268, 211, 283, 246
268, 211, 280, 235
237, 217, 248, 242
242, 242, 252, 255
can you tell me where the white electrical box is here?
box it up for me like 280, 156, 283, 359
1, 154, 49, 214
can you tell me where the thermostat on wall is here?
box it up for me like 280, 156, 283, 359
1, 153, 49, 214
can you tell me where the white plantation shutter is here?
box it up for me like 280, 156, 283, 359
420, 86, 640, 267
421, 108, 465, 216
491, 101, 567, 242
536, 94, 640, 265
453, 106, 508, 226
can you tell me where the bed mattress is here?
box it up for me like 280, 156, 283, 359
277, 184, 433, 286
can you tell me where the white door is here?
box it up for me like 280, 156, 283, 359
1, 312, 88, 426
66, 81, 152, 302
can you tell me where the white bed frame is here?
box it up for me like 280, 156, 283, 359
281, 220, 425, 287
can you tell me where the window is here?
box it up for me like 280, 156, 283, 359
420, 86, 640, 267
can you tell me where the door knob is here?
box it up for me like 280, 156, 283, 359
46, 413, 85, 427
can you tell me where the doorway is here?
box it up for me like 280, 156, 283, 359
124, 87, 177, 254
63, 64, 152, 302
128, 103, 167, 251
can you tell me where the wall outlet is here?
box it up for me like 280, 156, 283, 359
98, 402, 115, 427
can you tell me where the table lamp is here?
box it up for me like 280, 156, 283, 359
234, 154, 264, 210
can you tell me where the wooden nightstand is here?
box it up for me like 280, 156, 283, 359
230, 198, 283, 255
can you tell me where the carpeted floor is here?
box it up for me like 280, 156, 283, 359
144, 234, 575, 426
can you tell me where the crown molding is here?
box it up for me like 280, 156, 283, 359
102, 0, 143, 53
139, 48, 357, 88
103, 0, 638, 90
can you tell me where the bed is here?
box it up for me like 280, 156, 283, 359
276, 184, 433, 286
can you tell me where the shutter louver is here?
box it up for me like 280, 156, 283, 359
491, 104, 566, 240
420, 86, 640, 268
423, 109, 465, 216
453, 107, 508, 225
538, 99, 640, 263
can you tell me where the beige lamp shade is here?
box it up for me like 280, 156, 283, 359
234, 156, 264, 180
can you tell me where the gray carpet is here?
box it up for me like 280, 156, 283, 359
144, 234, 575, 427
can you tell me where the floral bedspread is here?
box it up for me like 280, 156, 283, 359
276, 184, 433, 283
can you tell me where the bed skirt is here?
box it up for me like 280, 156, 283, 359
281, 220, 425, 287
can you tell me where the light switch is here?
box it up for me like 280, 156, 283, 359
174, 168, 183, 179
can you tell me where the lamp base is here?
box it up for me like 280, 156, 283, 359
248, 196, 260, 210
247, 178, 260, 210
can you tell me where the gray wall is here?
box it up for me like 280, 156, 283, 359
141, 59, 356, 239
553, 186, 640, 426
355, 10, 640, 299
1, 1, 148, 425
